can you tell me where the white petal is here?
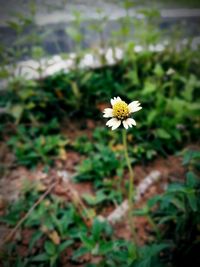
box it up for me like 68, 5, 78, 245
103, 108, 113, 118
128, 101, 140, 109
111, 96, 121, 106
128, 101, 142, 113
126, 118, 136, 127
123, 120, 129, 129
111, 120, 121, 130
106, 118, 119, 127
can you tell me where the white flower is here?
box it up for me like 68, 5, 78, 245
103, 96, 142, 130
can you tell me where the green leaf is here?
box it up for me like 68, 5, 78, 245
182, 150, 195, 165
187, 192, 198, 212
58, 240, 74, 253
50, 255, 58, 267
8, 104, 24, 123
80, 234, 95, 249
146, 149, 157, 160
92, 219, 103, 241
72, 247, 90, 260
98, 241, 114, 255
128, 243, 138, 262
155, 129, 171, 139
147, 195, 162, 208
154, 63, 164, 77
142, 81, 156, 95
31, 253, 49, 262
66, 27, 83, 42
147, 110, 157, 125
135, 258, 151, 267
31, 46, 45, 59
44, 241, 56, 256
141, 243, 170, 258
29, 231, 43, 250
133, 206, 149, 216
82, 194, 98, 205
186, 172, 198, 188
158, 215, 176, 224
170, 198, 185, 212
168, 183, 185, 193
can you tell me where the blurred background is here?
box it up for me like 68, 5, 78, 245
0, 0, 200, 59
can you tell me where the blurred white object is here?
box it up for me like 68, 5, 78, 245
104, 170, 161, 224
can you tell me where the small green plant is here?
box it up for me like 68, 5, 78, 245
133, 150, 200, 267
73, 218, 113, 259
0, 184, 87, 267
83, 187, 122, 207
74, 144, 120, 186
182, 148, 200, 172
1, 47, 198, 181
3, 49, 199, 161
78, 227, 169, 267
146, 171, 200, 267
0, 183, 136, 267
7, 123, 68, 167
76, 226, 139, 267
73, 135, 94, 154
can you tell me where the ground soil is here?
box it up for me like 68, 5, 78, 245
0, 121, 199, 266
0, 150, 187, 238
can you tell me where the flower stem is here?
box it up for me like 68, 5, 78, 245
122, 129, 136, 241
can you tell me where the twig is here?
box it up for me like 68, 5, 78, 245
57, 172, 93, 227
64, 182, 93, 227
0, 180, 58, 247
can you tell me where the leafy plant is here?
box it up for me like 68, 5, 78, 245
7, 123, 68, 167
83, 188, 122, 207
0, 185, 87, 267
73, 135, 94, 154
2, 47, 199, 166
74, 144, 120, 186
182, 148, 200, 172
0, 185, 135, 267
141, 169, 200, 267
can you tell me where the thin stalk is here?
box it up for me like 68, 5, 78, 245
122, 129, 136, 241
117, 171, 123, 203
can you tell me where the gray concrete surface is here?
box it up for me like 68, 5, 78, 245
0, 0, 200, 60
1, 0, 200, 26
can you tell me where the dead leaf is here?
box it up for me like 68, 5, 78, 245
48, 230, 60, 245
36, 182, 47, 192
111, 144, 124, 151
59, 148, 68, 160
40, 225, 48, 234
127, 134, 133, 142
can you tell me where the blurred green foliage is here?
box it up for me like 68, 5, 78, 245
0, 46, 199, 168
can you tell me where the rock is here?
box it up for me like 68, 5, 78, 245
106, 170, 161, 224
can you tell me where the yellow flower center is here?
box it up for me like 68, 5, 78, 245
112, 101, 130, 120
